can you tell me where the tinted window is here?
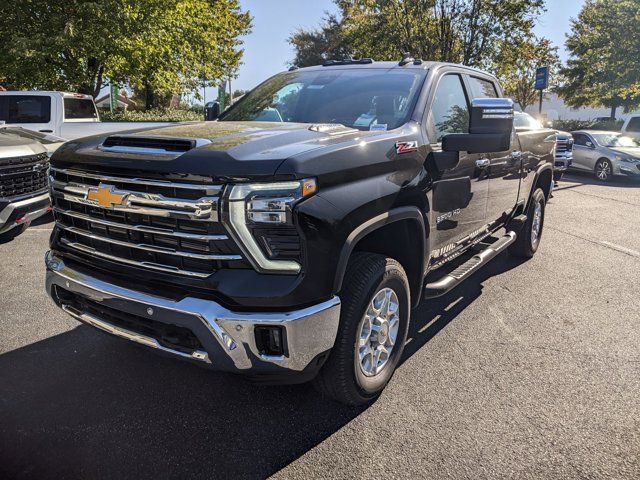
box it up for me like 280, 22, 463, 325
430, 74, 469, 141
64, 98, 98, 120
468, 76, 498, 99
221, 69, 425, 131
572, 133, 589, 146
0, 95, 51, 123
626, 117, 640, 132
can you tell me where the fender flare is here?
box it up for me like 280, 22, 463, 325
526, 163, 553, 208
333, 206, 426, 293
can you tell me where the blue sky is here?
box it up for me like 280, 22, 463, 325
201, 0, 585, 101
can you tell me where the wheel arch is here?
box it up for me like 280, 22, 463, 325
333, 206, 426, 308
528, 164, 553, 205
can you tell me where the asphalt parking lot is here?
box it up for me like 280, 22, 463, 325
1, 172, 639, 480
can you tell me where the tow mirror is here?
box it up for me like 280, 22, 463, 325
442, 98, 514, 154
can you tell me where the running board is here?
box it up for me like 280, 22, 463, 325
424, 231, 517, 298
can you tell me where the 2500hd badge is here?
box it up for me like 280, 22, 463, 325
45, 58, 554, 405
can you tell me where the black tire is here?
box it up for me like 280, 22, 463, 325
0, 224, 27, 244
594, 158, 613, 182
553, 170, 563, 183
313, 252, 410, 406
509, 188, 546, 258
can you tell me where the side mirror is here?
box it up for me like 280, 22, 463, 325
442, 98, 514, 153
205, 101, 221, 121
586, 141, 594, 148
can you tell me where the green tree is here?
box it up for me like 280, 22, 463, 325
494, 36, 559, 111
559, 0, 640, 119
289, 14, 351, 67
0, 0, 251, 108
290, 0, 545, 68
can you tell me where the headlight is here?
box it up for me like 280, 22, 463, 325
615, 155, 638, 163
226, 179, 317, 273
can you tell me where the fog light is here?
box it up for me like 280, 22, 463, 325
254, 325, 287, 357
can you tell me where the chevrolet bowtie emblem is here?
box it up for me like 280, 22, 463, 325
87, 186, 127, 208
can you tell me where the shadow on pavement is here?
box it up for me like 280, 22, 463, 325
0, 252, 526, 480
558, 172, 640, 189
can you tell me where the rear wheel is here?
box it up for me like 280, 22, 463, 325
509, 188, 545, 258
595, 158, 612, 182
313, 252, 410, 405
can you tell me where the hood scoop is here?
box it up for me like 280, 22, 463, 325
308, 123, 358, 136
100, 135, 211, 155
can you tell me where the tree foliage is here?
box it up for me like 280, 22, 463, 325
289, 0, 545, 68
494, 36, 559, 111
0, 0, 251, 107
559, 0, 640, 118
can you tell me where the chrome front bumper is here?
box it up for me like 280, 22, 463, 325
0, 192, 50, 234
45, 252, 341, 375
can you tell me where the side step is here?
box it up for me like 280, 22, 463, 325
424, 231, 517, 299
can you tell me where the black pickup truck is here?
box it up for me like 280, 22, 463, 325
45, 59, 554, 405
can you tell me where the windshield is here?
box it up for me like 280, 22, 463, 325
591, 133, 637, 147
220, 68, 426, 130
0, 127, 65, 144
513, 112, 542, 130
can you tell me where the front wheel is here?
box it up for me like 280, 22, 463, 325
313, 253, 410, 405
509, 188, 546, 258
595, 158, 613, 182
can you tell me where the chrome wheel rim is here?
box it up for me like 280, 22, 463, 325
531, 201, 543, 246
596, 161, 611, 180
357, 287, 400, 377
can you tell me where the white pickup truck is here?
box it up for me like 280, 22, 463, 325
0, 91, 174, 140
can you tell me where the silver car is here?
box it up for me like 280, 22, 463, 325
570, 130, 640, 181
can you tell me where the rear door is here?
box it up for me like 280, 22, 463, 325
427, 72, 490, 255
464, 75, 521, 223
0, 95, 54, 134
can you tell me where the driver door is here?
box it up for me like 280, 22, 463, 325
427, 73, 490, 255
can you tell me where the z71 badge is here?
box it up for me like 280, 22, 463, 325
395, 141, 419, 155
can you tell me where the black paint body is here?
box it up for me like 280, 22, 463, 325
49, 62, 554, 311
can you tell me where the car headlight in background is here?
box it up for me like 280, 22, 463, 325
226, 179, 317, 273
615, 155, 639, 163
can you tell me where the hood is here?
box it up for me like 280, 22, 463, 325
0, 131, 48, 159
51, 121, 370, 182
609, 146, 640, 158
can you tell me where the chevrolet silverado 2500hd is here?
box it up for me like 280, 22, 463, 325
45, 59, 554, 405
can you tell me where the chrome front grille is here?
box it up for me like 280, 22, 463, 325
0, 152, 49, 199
555, 138, 573, 153
50, 167, 245, 278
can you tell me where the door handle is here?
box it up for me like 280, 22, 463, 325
475, 158, 491, 168
39, 130, 53, 133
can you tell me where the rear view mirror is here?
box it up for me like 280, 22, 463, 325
442, 98, 514, 153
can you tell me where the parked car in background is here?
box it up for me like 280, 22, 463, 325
514, 112, 572, 183
570, 130, 640, 181
0, 129, 51, 243
0, 91, 175, 140
621, 114, 640, 142
0, 125, 65, 156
